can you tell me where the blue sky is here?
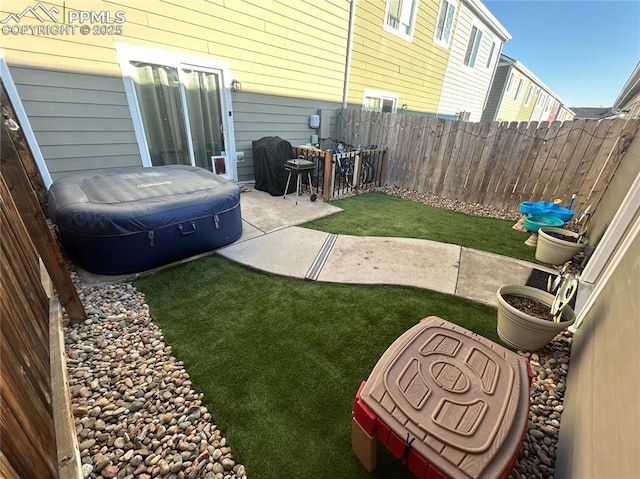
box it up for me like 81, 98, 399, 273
483, 0, 640, 107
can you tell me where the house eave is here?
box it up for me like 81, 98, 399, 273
464, 0, 512, 42
612, 61, 640, 111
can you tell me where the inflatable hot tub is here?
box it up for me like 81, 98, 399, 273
48, 165, 242, 275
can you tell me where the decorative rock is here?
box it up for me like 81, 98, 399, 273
101, 465, 119, 478
529, 429, 545, 440
79, 439, 96, 451
221, 458, 235, 470
81, 463, 93, 478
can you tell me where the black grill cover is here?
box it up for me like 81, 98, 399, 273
252, 136, 296, 196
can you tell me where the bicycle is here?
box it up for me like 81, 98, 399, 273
333, 144, 375, 187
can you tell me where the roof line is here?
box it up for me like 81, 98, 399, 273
499, 53, 564, 103
463, 0, 512, 41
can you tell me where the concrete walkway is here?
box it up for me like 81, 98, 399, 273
218, 188, 554, 307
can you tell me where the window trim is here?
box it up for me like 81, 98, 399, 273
383, 0, 420, 42
514, 78, 524, 101
486, 41, 496, 69
463, 23, 483, 69
524, 85, 533, 106
505, 71, 515, 92
115, 43, 237, 180
363, 88, 399, 113
433, 0, 457, 48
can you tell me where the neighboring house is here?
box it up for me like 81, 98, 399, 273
481, 54, 564, 123
555, 105, 575, 122
348, 0, 510, 121
345, 0, 450, 115
571, 107, 616, 120
612, 61, 640, 118
1, 0, 511, 186
347, 0, 455, 116
436, 0, 511, 121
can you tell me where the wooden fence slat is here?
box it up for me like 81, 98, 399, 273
1, 175, 57, 479
412, 116, 427, 191
561, 119, 602, 206
569, 119, 617, 215
540, 120, 583, 202
443, 121, 471, 199
497, 121, 530, 209
460, 122, 484, 194
485, 121, 518, 206
573, 119, 623, 214
417, 117, 437, 192
584, 119, 640, 213
1, 106, 86, 323
508, 121, 541, 209
424, 118, 445, 193
518, 121, 550, 201
467, 121, 499, 204
527, 121, 561, 200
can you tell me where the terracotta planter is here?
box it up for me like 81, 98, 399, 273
496, 285, 575, 351
535, 227, 588, 265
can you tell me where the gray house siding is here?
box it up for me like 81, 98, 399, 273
231, 91, 341, 182
481, 64, 508, 121
556, 136, 640, 478
9, 67, 141, 180
556, 233, 639, 478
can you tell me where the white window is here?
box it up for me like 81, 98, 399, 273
524, 85, 533, 105
116, 44, 236, 180
363, 89, 398, 113
514, 78, 523, 101
463, 25, 483, 68
486, 41, 496, 69
434, 0, 456, 47
384, 0, 419, 41
506, 72, 515, 92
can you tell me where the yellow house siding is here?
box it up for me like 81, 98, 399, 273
348, 0, 452, 113
496, 69, 534, 122
2, 0, 349, 98
1, 0, 349, 181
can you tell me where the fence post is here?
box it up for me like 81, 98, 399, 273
353, 151, 362, 189
380, 148, 390, 186
322, 150, 334, 201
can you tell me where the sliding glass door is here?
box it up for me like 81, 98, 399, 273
181, 68, 227, 175
126, 51, 233, 179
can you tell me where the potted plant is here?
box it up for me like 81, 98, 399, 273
496, 273, 577, 351
535, 227, 588, 265
535, 205, 592, 265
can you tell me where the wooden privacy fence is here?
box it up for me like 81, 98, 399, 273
1, 82, 83, 478
337, 109, 639, 215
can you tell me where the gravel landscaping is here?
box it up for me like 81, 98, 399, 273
63, 188, 571, 479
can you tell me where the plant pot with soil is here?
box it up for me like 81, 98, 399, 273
496, 284, 575, 351
536, 226, 588, 265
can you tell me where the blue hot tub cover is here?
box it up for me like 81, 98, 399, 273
48, 165, 242, 274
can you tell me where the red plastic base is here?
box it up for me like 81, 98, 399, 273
353, 366, 533, 479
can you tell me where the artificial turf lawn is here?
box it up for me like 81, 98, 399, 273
303, 191, 538, 263
134, 255, 502, 479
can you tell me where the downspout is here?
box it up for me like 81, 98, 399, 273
342, 0, 357, 109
